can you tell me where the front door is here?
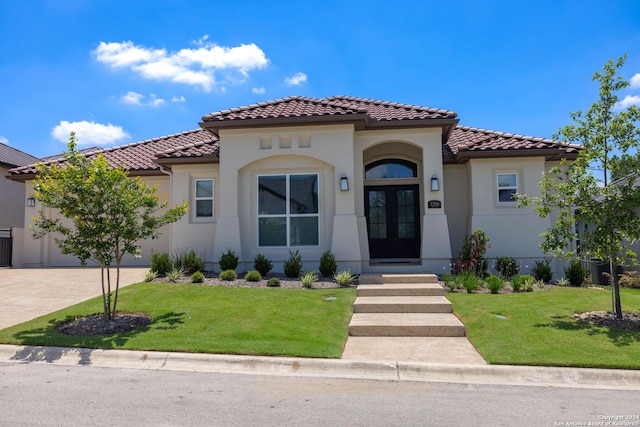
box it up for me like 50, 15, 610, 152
365, 185, 420, 259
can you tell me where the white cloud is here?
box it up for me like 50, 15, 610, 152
93, 37, 269, 91
284, 72, 307, 86
121, 91, 144, 105
51, 121, 130, 147
0, 136, 9, 145
614, 95, 640, 110
171, 95, 186, 103
252, 87, 266, 94
630, 73, 640, 89
121, 91, 166, 108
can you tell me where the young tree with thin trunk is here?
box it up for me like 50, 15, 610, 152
32, 133, 188, 321
519, 55, 640, 319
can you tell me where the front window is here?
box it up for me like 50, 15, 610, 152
497, 173, 518, 203
195, 179, 214, 217
258, 174, 319, 246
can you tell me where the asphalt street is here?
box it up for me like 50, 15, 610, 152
1, 362, 639, 426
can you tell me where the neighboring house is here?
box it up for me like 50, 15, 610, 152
9, 96, 580, 275
1, 142, 39, 267
0, 142, 39, 229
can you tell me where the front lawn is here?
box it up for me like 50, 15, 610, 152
448, 286, 640, 369
0, 283, 355, 358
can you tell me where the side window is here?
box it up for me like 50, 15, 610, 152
195, 179, 214, 218
497, 173, 518, 203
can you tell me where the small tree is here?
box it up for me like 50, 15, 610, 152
518, 55, 640, 319
32, 133, 188, 321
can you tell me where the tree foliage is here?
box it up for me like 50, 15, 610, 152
32, 133, 188, 320
518, 55, 640, 318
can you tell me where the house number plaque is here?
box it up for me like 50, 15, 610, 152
428, 200, 442, 209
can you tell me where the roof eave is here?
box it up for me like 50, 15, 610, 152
200, 113, 370, 133
154, 156, 220, 167
452, 148, 580, 163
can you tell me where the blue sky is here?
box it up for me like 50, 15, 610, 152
2, 0, 640, 158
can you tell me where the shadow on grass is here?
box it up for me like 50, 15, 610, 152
9, 311, 185, 365
534, 315, 640, 347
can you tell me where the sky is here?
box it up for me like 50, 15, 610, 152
2, 0, 640, 159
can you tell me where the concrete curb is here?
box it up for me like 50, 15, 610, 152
2, 344, 640, 389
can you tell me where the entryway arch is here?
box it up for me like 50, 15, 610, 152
363, 142, 423, 261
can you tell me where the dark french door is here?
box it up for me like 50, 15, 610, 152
365, 185, 420, 259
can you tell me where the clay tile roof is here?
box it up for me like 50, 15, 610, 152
201, 95, 458, 131
0, 142, 39, 168
10, 129, 218, 177
445, 125, 580, 161
325, 95, 458, 121
201, 96, 367, 122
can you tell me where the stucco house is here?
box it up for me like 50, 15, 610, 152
8, 96, 580, 275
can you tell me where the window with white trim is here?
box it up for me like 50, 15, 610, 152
194, 179, 214, 218
497, 173, 518, 203
258, 174, 319, 246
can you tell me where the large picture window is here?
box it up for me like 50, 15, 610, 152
195, 179, 214, 218
258, 174, 319, 246
497, 173, 518, 203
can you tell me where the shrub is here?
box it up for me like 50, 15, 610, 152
486, 275, 505, 294
300, 270, 318, 289
333, 270, 354, 287
167, 267, 183, 283
219, 269, 237, 281
564, 259, 585, 287
190, 271, 205, 283
455, 229, 490, 277
618, 270, 640, 289
456, 271, 483, 293
442, 273, 459, 292
556, 277, 570, 287
219, 248, 239, 272
253, 253, 273, 277
144, 270, 158, 282
245, 270, 262, 282
532, 259, 553, 283
496, 256, 520, 278
283, 249, 303, 278
319, 250, 337, 277
174, 249, 205, 275
267, 277, 281, 287
150, 251, 172, 277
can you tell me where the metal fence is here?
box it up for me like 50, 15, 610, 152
0, 228, 12, 267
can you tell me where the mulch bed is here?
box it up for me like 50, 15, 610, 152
57, 312, 152, 336
573, 311, 640, 332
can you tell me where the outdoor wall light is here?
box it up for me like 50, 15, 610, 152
340, 174, 349, 191
431, 175, 440, 191
26, 197, 35, 207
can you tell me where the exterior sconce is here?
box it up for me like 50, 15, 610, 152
431, 175, 440, 191
340, 174, 349, 191
26, 197, 36, 207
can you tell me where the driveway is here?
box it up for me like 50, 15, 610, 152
0, 267, 148, 329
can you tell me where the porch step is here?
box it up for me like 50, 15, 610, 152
358, 273, 438, 285
356, 283, 444, 297
353, 296, 452, 313
349, 313, 466, 337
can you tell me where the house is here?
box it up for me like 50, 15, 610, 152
8, 96, 580, 275
1, 142, 39, 267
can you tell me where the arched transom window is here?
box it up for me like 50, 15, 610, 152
365, 159, 418, 179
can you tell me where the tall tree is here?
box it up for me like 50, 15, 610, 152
32, 133, 188, 320
519, 55, 640, 319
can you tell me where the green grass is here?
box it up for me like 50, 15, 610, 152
0, 283, 355, 358
448, 286, 640, 369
